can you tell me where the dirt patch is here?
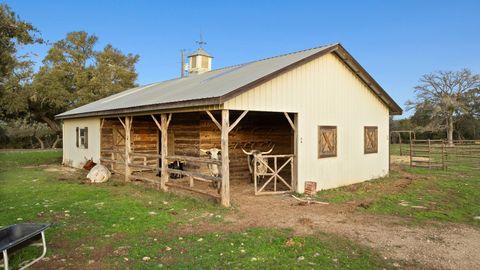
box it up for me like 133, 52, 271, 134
219, 188, 480, 270
160, 177, 480, 269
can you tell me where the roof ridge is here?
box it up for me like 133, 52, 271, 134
209, 43, 339, 72
136, 43, 339, 86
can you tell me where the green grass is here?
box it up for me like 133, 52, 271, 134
390, 143, 409, 156
0, 149, 63, 166
0, 150, 401, 269
317, 164, 480, 226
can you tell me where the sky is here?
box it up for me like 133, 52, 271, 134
4, 0, 480, 118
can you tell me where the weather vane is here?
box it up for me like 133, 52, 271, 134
196, 33, 207, 48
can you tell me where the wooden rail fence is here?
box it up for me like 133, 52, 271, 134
126, 152, 222, 200
409, 139, 480, 170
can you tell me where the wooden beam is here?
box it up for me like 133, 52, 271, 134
167, 155, 222, 165
118, 117, 126, 129
151, 114, 162, 131
229, 110, 248, 133
166, 113, 172, 128
206, 110, 221, 130
284, 112, 295, 131
166, 182, 220, 199
100, 118, 105, 128
124, 116, 132, 182
220, 109, 230, 207
160, 114, 169, 191
167, 168, 221, 182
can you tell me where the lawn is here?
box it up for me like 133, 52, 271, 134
0, 150, 400, 269
317, 161, 480, 227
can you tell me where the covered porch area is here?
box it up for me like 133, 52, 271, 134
99, 109, 297, 207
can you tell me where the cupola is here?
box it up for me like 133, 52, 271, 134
188, 48, 212, 74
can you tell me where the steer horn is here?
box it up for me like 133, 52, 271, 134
242, 148, 254, 155
260, 145, 275, 155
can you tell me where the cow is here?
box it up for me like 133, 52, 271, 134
200, 148, 221, 190
83, 157, 96, 171
86, 164, 111, 183
241, 146, 274, 183
155, 160, 185, 179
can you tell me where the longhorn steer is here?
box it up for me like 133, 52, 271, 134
242, 146, 274, 182
200, 148, 221, 190
83, 157, 96, 171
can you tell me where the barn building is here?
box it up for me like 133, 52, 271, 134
56, 43, 402, 207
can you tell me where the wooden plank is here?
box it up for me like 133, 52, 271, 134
160, 114, 169, 191
221, 109, 230, 207
229, 110, 248, 132
128, 163, 156, 170
166, 182, 220, 199
166, 155, 222, 165
283, 112, 295, 131
99, 158, 124, 165
130, 152, 162, 158
206, 110, 221, 130
167, 168, 221, 182
128, 175, 157, 183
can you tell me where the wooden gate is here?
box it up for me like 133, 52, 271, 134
253, 154, 294, 195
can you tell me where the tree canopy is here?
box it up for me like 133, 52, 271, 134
3, 31, 139, 135
407, 69, 480, 144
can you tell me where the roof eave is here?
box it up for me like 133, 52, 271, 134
55, 97, 222, 120
218, 43, 402, 115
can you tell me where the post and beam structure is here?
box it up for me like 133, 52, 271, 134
220, 110, 230, 207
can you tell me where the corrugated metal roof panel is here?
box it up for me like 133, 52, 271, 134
57, 44, 336, 118
56, 43, 402, 119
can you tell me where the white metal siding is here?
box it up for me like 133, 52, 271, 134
62, 117, 101, 168
224, 53, 390, 192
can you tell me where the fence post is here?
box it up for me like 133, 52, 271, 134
428, 139, 431, 169
253, 156, 257, 195
441, 142, 446, 170
409, 139, 413, 168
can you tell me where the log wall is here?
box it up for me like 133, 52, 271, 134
100, 112, 293, 184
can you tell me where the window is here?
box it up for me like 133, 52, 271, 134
76, 127, 88, 149
318, 126, 337, 158
364, 126, 378, 154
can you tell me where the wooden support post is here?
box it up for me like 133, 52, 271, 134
220, 109, 230, 207
124, 116, 132, 182
273, 156, 278, 192
189, 176, 194, 188
110, 152, 114, 171
160, 114, 169, 191
292, 113, 298, 192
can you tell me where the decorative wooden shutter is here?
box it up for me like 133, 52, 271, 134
318, 126, 337, 158
364, 126, 378, 154
84, 127, 88, 149
76, 127, 79, 147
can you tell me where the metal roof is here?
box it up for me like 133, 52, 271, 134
56, 43, 402, 119
189, 48, 212, 57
